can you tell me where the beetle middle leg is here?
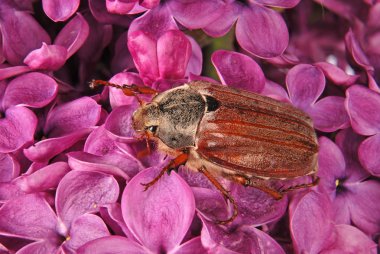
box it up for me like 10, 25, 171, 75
198, 166, 238, 225
141, 153, 189, 191
231, 175, 283, 200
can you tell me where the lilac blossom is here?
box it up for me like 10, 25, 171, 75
0, 0, 379, 253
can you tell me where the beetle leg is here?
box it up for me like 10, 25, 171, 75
141, 153, 188, 191
198, 166, 238, 225
279, 175, 320, 194
231, 175, 283, 200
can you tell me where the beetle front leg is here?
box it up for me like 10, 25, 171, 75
198, 166, 238, 225
141, 153, 189, 191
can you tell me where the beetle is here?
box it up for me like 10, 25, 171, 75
91, 80, 319, 224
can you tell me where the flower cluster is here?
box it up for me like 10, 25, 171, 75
0, 0, 379, 253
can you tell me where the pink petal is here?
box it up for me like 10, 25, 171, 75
192, 187, 229, 222
54, 13, 90, 58
104, 104, 138, 142
315, 62, 359, 86
17, 240, 60, 254
202, 3, 240, 37
325, 224, 377, 253
44, 97, 101, 137
42, 0, 79, 22
358, 134, 380, 176
345, 29, 373, 71
23, 129, 91, 163
289, 192, 335, 254
99, 203, 133, 237
286, 64, 325, 111
157, 30, 192, 79
13, 162, 70, 193
0, 153, 20, 182
110, 32, 135, 74
174, 236, 206, 254
108, 72, 143, 109
309, 96, 350, 132
255, 0, 301, 8
105, 0, 136, 14
0, 106, 37, 153
56, 170, 119, 227
140, 0, 160, 9
212, 50, 265, 93
128, 4, 178, 38
88, 0, 133, 26
63, 214, 110, 251
3, 72, 58, 109
169, 0, 226, 29
0, 194, 57, 240
128, 31, 159, 84
236, 3, 288, 58
122, 167, 195, 253
1, 11, 51, 65
77, 236, 148, 254
24, 43, 67, 71
67, 151, 143, 179
252, 227, 286, 254
345, 85, 380, 136
0, 65, 32, 81
84, 125, 120, 155
185, 36, 203, 76
260, 79, 290, 102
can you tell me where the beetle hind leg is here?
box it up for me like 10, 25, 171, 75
198, 166, 238, 225
233, 175, 283, 200
278, 174, 319, 194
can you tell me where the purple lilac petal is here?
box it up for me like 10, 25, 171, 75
0, 106, 37, 153
202, 3, 240, 37
122, 167, 195, 253
323, 224, 377, 253
105, 0, 136, 15
17, 240, 60, 254
286, 64, 325, 111
260, 79, 290, 102
157, 30, 192, 79
289, 191, 335, 254
14, 162, 70, 193
0, 65, 31, 81
44, 97, 101, 137
2, 72, 58, 109
99, 203, 133, 237
173, 236, 206, 254
0, 11, 51, 65
128, 4, 178, 38
42, 0, 79, 22
192, 187, 229, 222
54, 13, 90, 59
0, 153, 20, 183
344, 180, 380, 236
128, 31, 160, 84
169, 0, 225, 29
212, 50, 265, 93
314, 62, 359, 86
345, 85, 380, 136
345, 29, 373, 71
309, 96, 350, 132
335, 128, 370, 182
23, 129, 91, 163
110, 32, 135, 74
63, 214, 110, 251
67, 151, 143, 179
255, 0, 301, 8
77, 236, 148, 254
201, 218, 264, 253
235, 3, 288, 58
24, 43, 67, 71
185, 36, 203, 76
0, 182, 23, 202
0, 194, 57, 240
88, 0, 132, 26
231, 183, 288, 226
83, 125, 120, 155
140, 0, 160, 9
358, 134, 380, 176
252, 227, 286, 254
55, 170, 119, 228
104, 104, 139, 142
108, 72, 144, 109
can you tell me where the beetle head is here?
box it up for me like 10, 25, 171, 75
132, 103, 160, 135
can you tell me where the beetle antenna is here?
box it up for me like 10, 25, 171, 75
90, 79, 157, 106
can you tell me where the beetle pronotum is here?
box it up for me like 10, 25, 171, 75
91, 80, 319, 224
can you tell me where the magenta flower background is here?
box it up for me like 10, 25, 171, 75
0, 0, 379, 253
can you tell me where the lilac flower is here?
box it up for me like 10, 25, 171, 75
0, 170, 119, 253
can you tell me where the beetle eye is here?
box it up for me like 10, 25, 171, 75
147, 125, 158, 133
